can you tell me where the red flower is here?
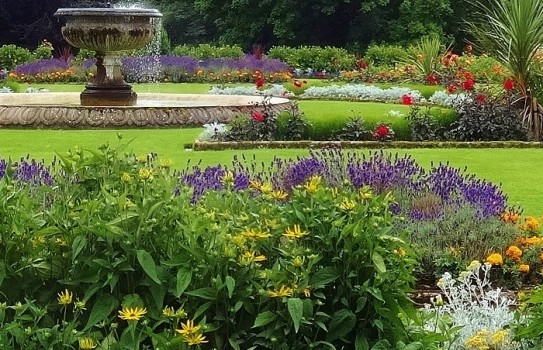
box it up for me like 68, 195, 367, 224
504, 78, 515, 91
426, 74, 438, 85
252, 111, 265, 122
461, 79, 475, 91
375, 125, 390, 137
401, 94, 414, 105
476, 94, 486, 103
293, 80, 302, 88
255, 77, 265, 88
447, 84, 457, 94
358, 59, 368, 70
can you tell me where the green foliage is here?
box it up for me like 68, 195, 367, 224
171, 44, 244, 59
267, 45, 356, 72
0, 44, 34, 70
276, 104, 312, 141
468, 0, 543, 139
403, 205, 518, 280
514, 286, 543, 345
33, 41, 53, 60
334, 116, 370, 141
0, 79, 22, 92
407, 106, 446, 141
447, 93, 530, 141
0, 143, 421, 348
406, 36, 445, 82
364, 44, 410, 68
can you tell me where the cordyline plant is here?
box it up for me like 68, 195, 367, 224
467, 0, 543, 139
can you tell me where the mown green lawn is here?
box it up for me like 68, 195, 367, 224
1, 83, 539, 215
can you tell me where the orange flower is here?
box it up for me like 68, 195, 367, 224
519, 264, 530, 274
486, 253, 503, 266
505, 245, 523, 261
525, 236, 542, 245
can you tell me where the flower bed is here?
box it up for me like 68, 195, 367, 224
1, 145, 543, 348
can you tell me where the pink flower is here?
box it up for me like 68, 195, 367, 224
401, 94, 414, 105
252, 111, 265, 122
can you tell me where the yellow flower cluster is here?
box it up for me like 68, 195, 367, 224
505, 245, 522, 261
486, 253, 503, 266
500, 211, 520, 224
519, 216, 540, 232
239, 250, 267, 266
464, 329, 509, 350
176, 319, 208, 346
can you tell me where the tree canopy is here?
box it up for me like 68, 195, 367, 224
0, 0, 476, 52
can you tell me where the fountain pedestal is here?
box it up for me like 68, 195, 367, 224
81, 53, 136, 106
54, 8, 162, 106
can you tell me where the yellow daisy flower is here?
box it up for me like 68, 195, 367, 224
268, 285, 293, 298
78, 337, 96, 349
283, 224, 309, 239
58, 289, 73, 305
118, 306, 147, 321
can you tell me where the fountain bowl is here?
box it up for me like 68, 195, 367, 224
0, 93, 292, 128
54, 8, 163, 53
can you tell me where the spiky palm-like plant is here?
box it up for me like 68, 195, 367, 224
468, 0, 543, 139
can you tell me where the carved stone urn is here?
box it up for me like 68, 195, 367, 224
54, 8, 162, 106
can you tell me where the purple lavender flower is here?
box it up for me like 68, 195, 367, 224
13, 59, 69, 75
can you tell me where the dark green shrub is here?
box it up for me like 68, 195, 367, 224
33, 41, 53, 60
446, 94, 529, 141
334, 117, 371, 140
407, 106, 446, 141
171, 44, 244, 59
276, 104, 312, 141
267, 45, 356, 72
364, 43, 410, 67
0, 44, 34, 70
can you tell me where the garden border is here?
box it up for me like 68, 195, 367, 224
192, 140, 543, 150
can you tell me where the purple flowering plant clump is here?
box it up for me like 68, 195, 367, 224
0, 157, 54, 186
179, 149, 508, 219
13, 59, 70, 76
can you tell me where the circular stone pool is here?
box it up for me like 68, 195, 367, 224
0, 93, 292, 128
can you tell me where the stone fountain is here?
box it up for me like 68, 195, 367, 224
0, 5, 291, 128
54, 7, 162, 106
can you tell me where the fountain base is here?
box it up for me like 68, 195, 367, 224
81, 85, 137, 106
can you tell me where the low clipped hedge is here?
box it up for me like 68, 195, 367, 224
192, 140, 543, 150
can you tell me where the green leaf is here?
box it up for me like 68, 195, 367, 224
84, 294, 118, 331
225, 275, 235, 299
0, 261, 5, 287
136, 250, 161, 285
309, 266, 338, 288
185, 287, 217, 300
193, 301, 212, 319
175, 269, 192, 297
372, 251, 386, 273
228, 338, 241, 350
252, 311, 277, 328
355, 335, 369, 350
287, 298, 304, 333
326, 309, 356, 342
71, 235, 87, 260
